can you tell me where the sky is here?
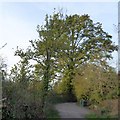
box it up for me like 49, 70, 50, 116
0, 1, 119, 71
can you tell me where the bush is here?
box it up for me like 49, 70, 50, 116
2, 80, 43, 119
45, 104, 60, 120
73, 64, 118, 104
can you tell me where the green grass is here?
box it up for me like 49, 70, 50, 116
44, 92, 67, 120
85, 113, 118, 120
45, 104, 60, 120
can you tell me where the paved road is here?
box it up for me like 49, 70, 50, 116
55, 102, 92, 118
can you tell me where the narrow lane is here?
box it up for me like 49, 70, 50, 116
55, 102, 92, 118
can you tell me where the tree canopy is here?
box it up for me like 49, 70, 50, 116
2, 10, 118, 119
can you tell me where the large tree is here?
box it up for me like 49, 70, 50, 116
15, 12, 66, 117
15, 10, 117, 104
50, 13, 118, 101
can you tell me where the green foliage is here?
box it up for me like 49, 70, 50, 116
13, 10, 66, 117
2, 9, 118, 119
85, 113, 118, 119
73, 63, 118, 104
2, 58, 43, 119
45, 103, 60, 120
14, 10, 118, 103
49, 12, 117, 102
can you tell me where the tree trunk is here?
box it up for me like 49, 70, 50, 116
66, 61, 77, 102
41, 49, 51, 118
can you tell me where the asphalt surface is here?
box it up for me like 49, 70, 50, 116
55, 102, 92, 119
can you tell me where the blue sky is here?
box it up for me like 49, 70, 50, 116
0, 2, 118, 71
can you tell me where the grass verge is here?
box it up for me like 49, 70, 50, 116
85, 113, 118, 120
45, 104, 60, 120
